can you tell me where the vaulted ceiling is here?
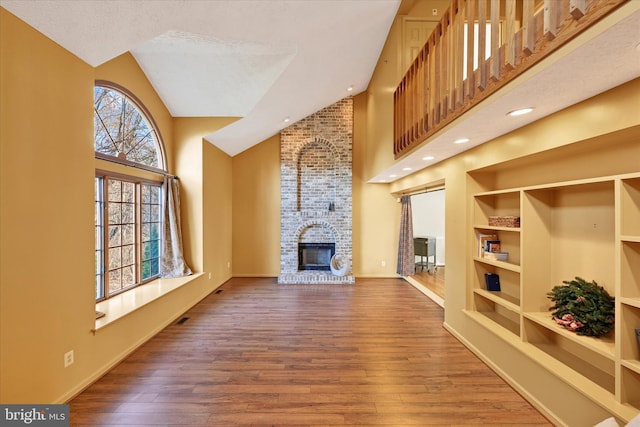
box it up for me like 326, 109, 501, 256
1, 0, 639, 178
0, 0, 400, 156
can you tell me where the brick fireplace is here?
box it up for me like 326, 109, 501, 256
278, 97, 354, 284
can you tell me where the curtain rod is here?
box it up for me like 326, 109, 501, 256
406, 186, 444, 196
95, 154, 178, 179
394, 185, 445, 198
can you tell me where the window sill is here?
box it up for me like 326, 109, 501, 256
93, 273, 204, 333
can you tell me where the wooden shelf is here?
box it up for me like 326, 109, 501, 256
473, 256, 521, 272
472, 294, 521, 337
469, 171, 640, 423
621, 297, 640, 309
524, 312, 615, 360
474, 224, 521, 233
474, 288, 519, 312
620, 304, 640, 364
621, 177, 640, 237
464, 309, 521, 341
621, 240, 640, 299
622, 359, 640, 376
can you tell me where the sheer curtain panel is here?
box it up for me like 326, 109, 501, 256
161, 176, 193, 278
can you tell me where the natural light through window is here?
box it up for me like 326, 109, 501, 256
94, 83, 166, 301
94, 85, 164, 170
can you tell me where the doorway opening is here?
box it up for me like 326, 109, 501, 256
410, 188, 445, 306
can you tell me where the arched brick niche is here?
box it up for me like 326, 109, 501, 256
296, 139, 338, 212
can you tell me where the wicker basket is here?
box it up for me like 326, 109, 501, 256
488, 215, 520, 227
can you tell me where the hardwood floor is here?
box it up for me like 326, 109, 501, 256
70, 278, 551, 426
412, 266, 445, 300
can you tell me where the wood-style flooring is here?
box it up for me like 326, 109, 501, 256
412, 266, 445, 300
70, 277, 551, 426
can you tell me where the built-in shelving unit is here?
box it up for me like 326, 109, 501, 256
468, 170, 640, 423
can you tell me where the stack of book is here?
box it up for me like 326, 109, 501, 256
477, 233, 508, 261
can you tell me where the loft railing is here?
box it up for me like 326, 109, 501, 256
393, 0, 628, 158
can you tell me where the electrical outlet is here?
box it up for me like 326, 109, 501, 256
381, 260, 386, 267
432, 8, 438, 16
227, 261, 231, 269
208, 272, 212, 279
64, 350, 74, 368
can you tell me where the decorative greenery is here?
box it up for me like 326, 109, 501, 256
547, 277, 615, 337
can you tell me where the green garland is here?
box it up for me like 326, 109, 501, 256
547, 277, 615, 337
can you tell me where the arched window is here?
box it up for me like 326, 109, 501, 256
94, 82, 166, 171
93, 83, 166, 301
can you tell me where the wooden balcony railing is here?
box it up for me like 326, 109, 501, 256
393, 0, 628, 158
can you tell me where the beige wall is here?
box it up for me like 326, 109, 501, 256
231, 134, 281, 277
0, 8, 95, 403
173, 117, 237, 274
0, 9, 235, 403
203, 140, 234, 280
352, 93, 401, 277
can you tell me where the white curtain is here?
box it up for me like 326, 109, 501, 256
161, 176, 192, 278
396, 195, 415, 276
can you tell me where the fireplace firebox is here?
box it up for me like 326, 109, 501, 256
298, 243, 335, 271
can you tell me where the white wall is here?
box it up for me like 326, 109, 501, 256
412, 189, 445, 265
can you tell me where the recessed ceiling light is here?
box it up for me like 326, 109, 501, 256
347, 85, 354, 92
454, 138, 469, 144
402, 167, 412, 171
422, 156, 435, 161
389, 174, 397, 178
507, 108, 534, 117
283, 117, 290, 123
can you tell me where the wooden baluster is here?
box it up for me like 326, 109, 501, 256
456, 0, 465, 106
395, 84, 401, 153
441, 12, 450, 117
477, 0, 487, 90
570, 0, 586, 19
423, 43, 430, 133
505, 0, 516, 70
446, 7, 454, 114
522, 0, 535, 55
490, 0, 500, 81
414, 58, 420, 140
407, 68, 416, 144
415, 50, 420, 136
544, 0, 559, 40
439, 21, 448, 120
420, 43, 427, 133
426, 39, 433, 131
466, 0, 476, 100
415, 50, 424, 137
393, 89, 397, 154
400, 80, 406, 150
393, 87, 397, 154
434, 26, 441, 125
411, 64, 417, 144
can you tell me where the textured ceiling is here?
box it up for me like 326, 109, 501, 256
0, 0, 400, 156
1, 0, 638, 171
